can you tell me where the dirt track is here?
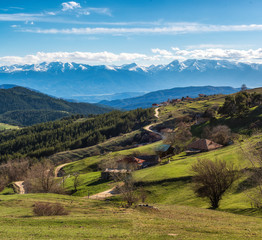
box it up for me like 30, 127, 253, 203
154, 108, 160, 118
55, 163, 71, 177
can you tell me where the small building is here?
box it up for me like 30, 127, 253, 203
198, 94, 207, 98
186, 139, 223, 155
117, 155, 160, 170
185, 96, 193, 101
155, 144, 174, 157
152, 103, 159, 107
101, 168, 131, 180
170, 99, 181, 104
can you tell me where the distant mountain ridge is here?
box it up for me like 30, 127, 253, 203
99, 86, 240, 110
0, 59, 261, 101
0, 87, 112, 126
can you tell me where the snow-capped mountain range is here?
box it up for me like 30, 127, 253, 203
0, 59, 261, 102
1, 59, 262, 73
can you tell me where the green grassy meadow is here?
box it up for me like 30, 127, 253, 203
1, 93, 262, 239
0, 193, 261, 239
0, 123, 19, 130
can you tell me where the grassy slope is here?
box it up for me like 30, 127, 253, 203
56, 141, 161, 196
159, 95, 225, 119
48, 129, 142, 163
0, 193, 262, 239
62, 141, 161, 175
132, 134, 262, 212
0, 123, 19, 130
60, 93, 262, 212
1, 93, 262, 239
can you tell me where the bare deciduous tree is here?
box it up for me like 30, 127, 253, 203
191, 159, 239, 209
0, 158, 29, 182
111, 170, 138, 207
164, 122, 192, 154
73, 172, 80, 192
202, 125, 232, 145
25, 160, 63, 193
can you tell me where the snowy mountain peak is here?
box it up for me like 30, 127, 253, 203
0, 59, 261, 74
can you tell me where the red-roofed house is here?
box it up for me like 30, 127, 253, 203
186, 139, 223, 154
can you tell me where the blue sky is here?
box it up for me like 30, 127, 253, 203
1, 0, 262, 65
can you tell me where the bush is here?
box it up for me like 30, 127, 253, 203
33, 202, 69, 216
25, 160, 64, 194
191, 159, 239, 209
202, 125, 232, 145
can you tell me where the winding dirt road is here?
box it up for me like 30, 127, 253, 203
87, 187, 119, 200
143, 108, 164, 139
154, 107, 160, 118
55, 163, 71, 177
12, 108, 162, 197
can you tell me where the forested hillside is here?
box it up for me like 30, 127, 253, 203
0, 87, 112, 126
0, 108, 153, 161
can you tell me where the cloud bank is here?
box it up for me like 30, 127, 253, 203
20, 23, 262, 35
1, 47, 262, 66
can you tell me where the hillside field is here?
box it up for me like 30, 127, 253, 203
0, 193, 262, 239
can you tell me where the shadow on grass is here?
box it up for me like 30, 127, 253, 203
19, 215, 34, 218
235, 168, 262, 193
87, 178, 111, 187
220, 208, 262, 217
135, 176, 192, 187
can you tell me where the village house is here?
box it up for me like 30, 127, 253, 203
101, 168, 131, 180
101, 155, 161, 180
186, 139, 223, 155
155, 144, 174, 157
152, 103, 159, 107
117, 155, 160, 170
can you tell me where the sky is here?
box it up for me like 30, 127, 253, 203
1, 0, 262, 66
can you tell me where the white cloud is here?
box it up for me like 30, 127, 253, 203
171, 47, 262, 62
0, 13, 44, 22
152, 48, 172, 56
0, 2, 110, 24
2, 48, 262, 66
46, 12, 56, 16
62, 2, 81, 11
0, 51, 153, 66
21, 23, 262, 35
86, 8, 111, 16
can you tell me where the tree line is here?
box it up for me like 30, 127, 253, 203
0, 108, 154, 162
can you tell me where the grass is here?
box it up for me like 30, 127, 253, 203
59, 130, 262, 213
131, 134, 262, 213
159, 95, 225, 120
0, 193, 261, 239
1, 92, 262, 238
58, 141, 162, 197
0, 123, 19, 130
63, 171, 114, 196
62, 140, 162, 175
49, 129, 143, 163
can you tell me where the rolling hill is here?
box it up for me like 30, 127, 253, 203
99, 86, 240, 110
0, 86, 112, 126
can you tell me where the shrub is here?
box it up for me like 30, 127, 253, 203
25, 160, 64, 194
202, 125, 232, 145
33, 202, 69, 216
191, 159, 239, 209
